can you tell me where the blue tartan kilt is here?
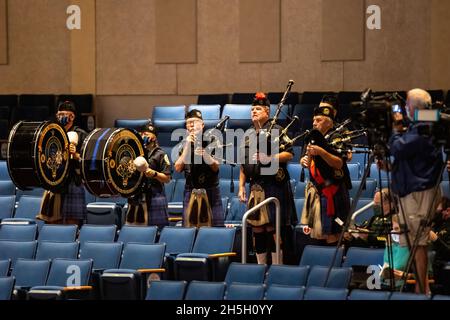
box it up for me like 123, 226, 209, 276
61, 182, 87, 222
183, 186, 224, 226
147, 192, 169, 228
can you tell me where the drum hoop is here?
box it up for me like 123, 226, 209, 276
35, 121, 70, 188
6, 121, 24, 188
103, 128, 145, 196
81, 128, 105, 196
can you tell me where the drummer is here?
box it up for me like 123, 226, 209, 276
37, 100, 88, 226
125, 121, 172, 228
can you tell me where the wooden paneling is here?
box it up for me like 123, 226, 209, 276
239, 0, 280, 62
155, 0, 197, 63
322, 0, 364, 61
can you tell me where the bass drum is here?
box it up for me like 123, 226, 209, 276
81, 128, 145, 197
7, 121, 70, 192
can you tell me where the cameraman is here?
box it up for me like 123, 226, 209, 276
389, 88, 443, 294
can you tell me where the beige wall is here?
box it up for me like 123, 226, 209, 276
0, 0, 449, 123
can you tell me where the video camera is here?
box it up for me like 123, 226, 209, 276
415, 102, 450, 152
351, 89, 401, 157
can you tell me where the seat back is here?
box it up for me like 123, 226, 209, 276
12, 259, 50, 288
299, 245, 344, 267
35, 241, 80, 260
342, 247, 384, 268
389, 292, 430, 300
0, 195, 16, 221
117, 225, 157, 245
221, 104, 252, 129
225, 283, 265, 300
79, 241, 123, 271
145, 280, 187, 300
184, 281, 226, 300
0, 259, 10, 276
265, 265, 309, 287
38, 225, 78, 242
265, 284, 305, 300
14, 196, 43, 220
348, 289, 391, 300
158, 226, 196, 255
78, 224, 117, 246
0, 181, 15, 196
0, 224, 37, 241
0, 276, 15, 300
114, 119, 149, 130
0, 241, 37, 267
224, 262, 266, 286
304, 286, 348, 300
192, 227, 235, 254
306, 266, 352, 288
119, 243, 165, 270
45, 259, 93, 287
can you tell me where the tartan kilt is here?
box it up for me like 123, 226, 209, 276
61, 182, 87, 222
126, 191, 169, 228
319, 183, 350, 235
183, 185, 224, 227
147, 191, 169, 228
250, 181, 297, 227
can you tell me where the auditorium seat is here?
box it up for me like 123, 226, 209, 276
349, 179, 377, 200
0, 276, 15, 300
353, 199, 375, 225
79, 241, 123, 272
225, 283, 265, 300
174, 227, 236, 282
3, 196, 42, 227
304, 286, 348, 300
221, 104, 252, 130
184, 280, 226, 300
86, 202, 123, 227
0, 196, 15, 220
0, 224, 37, 241
348, 289, 390, 300
342, 247, 384, 268
78, 224, 117, 246
28, 258, 93, 300
38, 225, 78, 242
35, 241, 79, 260
100, 243, 166, 300
152, 105, 186, 132
389, 292, 430, 300
0, 161, 10, 180
158, 226, 196, 280
145, 280, 187, 300
299, 245, 344, 267
0, 241, 37, 267
117, 225, 158, 245
114, 119, 149, 130
265, 265, 310, 287
265, 284, 305, 300
0, 181, 15, 197
306, 266, 352, 289
11, 259, 51, 300
0, 259, 10, 276
224, 262, 266, 286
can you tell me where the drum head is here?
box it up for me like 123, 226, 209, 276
35, 122, 70, 191
104, 128, 145, 197
7, 121, 69, 192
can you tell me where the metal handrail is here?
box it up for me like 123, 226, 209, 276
241, 197, 280, 264
351, 201, 374, 223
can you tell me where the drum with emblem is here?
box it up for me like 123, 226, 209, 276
81, 128, 145, 197
7, 121, 70, 192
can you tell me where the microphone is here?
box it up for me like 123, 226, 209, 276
361, 88, 372, 102
214, 116, 230, 132
288, 80, 295, 86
